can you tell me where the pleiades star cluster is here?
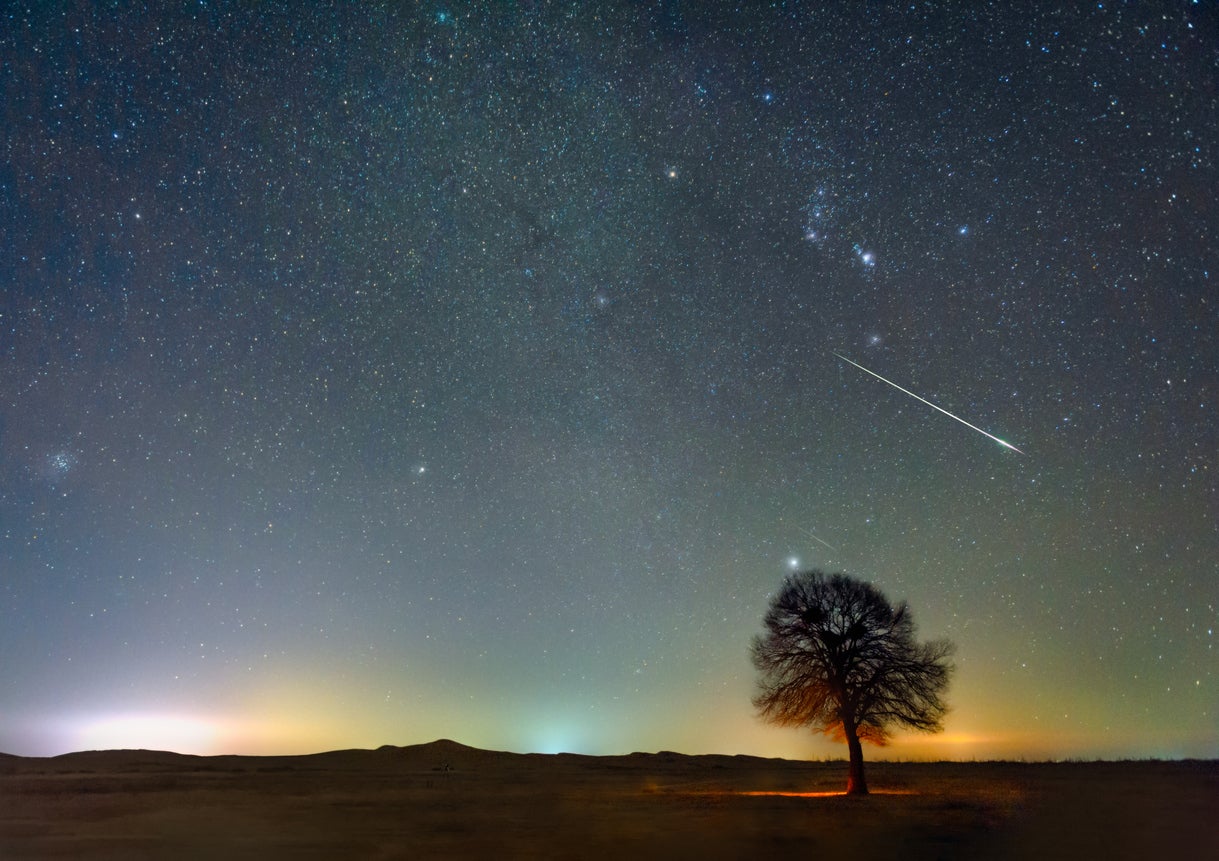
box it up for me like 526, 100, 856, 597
1, 2, 1214, 759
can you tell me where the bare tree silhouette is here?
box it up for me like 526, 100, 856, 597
751, 570, 954, 795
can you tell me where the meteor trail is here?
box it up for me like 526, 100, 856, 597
834, 353, 1025, 454
795, 525, 837, 552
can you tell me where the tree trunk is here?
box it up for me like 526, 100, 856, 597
844, 725, 868, 795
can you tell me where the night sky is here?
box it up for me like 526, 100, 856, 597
2, 2, 1215, 761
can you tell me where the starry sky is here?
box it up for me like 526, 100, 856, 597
2, 2, 1215, 761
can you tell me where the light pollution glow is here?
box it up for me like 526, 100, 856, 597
11, 662, 1213, 761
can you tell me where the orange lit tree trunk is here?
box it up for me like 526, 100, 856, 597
844, 722, 868, 795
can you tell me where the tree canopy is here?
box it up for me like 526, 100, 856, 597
751, 570, 954, 794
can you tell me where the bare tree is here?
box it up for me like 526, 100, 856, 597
751, 570, 954, 795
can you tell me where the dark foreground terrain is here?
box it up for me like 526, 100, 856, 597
1, 740, 1215, 859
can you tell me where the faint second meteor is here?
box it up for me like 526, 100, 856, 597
834, 353, 1024, 454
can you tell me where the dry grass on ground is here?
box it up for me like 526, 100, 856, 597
2, 741, 1215, 859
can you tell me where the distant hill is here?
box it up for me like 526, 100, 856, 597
0, 739, 797, 776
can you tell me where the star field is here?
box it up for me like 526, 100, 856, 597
1, 2, 1215, 760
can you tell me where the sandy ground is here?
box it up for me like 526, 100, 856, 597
1, 740, 1215, 859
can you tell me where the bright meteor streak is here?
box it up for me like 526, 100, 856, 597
795, 524, 838, 552
834, 353, 1024, 454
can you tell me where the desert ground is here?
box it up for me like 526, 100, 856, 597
1, 740, 1215, 859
